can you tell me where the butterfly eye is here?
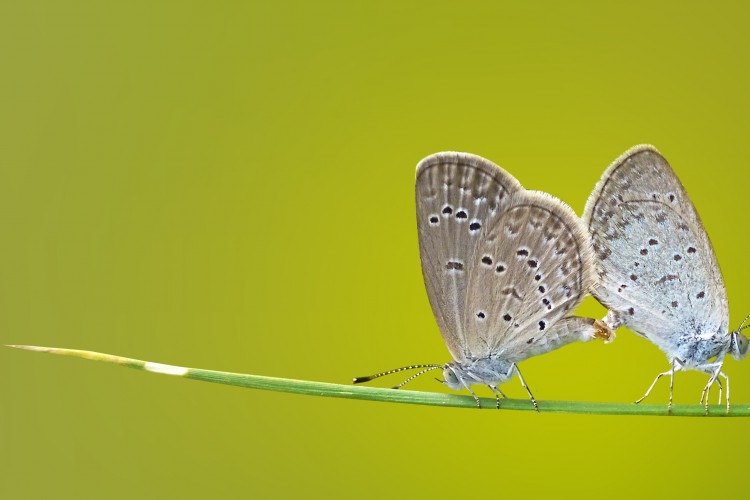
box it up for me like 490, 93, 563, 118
442, 367, 460, 389
731, 333, 749, 360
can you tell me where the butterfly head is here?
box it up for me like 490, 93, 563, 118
442, 365, 463, 390
729, 314, 750, 360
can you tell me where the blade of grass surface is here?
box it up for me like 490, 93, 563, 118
7, 344, 749, 417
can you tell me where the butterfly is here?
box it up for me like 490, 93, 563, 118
355, 152, 613, 409
583, 145, 749, 411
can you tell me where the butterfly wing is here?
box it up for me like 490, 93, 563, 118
582, 145, 728, 344
416, 153, 522, 363
500, 316, 611, 364
416, 153, 599, 364
467, 190, 599, 358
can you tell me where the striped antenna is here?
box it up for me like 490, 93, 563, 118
391, 365, 443, 389
352, 364, 442, 384
737, 313, 750, 332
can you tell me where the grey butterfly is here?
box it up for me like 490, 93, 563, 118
355, 152, 613, 409
583, 145, 749, 411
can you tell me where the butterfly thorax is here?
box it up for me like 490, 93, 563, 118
661, 331, 730, 369
443, 356, 515, 390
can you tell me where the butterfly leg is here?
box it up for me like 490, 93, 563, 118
714, 377, 723, 407
666, 358, 684, 414
700, 365, 730, 412
510, 363, 538, 412
466, 386, 481, 408
635, 358, 682, 413
634, 370, 670, 404
456, 380, 482, 408
451, 372, 482, 408
698, 372, 721, 408
721, 372, 730, 412
699, 376, 722, 409
488, 385, 507, 409
698, 362, 724, 412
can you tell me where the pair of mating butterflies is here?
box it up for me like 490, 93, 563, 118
355, 145, 750, 411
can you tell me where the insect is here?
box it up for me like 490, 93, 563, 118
583, 144, 749, 412
354, 152, 613, 409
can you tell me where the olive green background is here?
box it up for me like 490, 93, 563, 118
2, 2, 749, 498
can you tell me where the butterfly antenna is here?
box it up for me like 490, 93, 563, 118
352, 364, 442, 384
391, 365, 443, 389
737, 313, 750, 332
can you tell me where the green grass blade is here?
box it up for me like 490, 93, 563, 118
7, 344, 750, 417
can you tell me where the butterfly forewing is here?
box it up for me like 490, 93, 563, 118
416, 153, 522, 363
416, 152, 596, 364
583, 145, 728, 340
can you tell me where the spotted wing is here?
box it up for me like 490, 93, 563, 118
416, 153, 522, 363
466, 190, 598, 358
500, 316, 611, 364
582, 145, 728, 343
416, 153, 597, 363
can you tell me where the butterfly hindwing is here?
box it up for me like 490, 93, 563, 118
583, 145, 728, 342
